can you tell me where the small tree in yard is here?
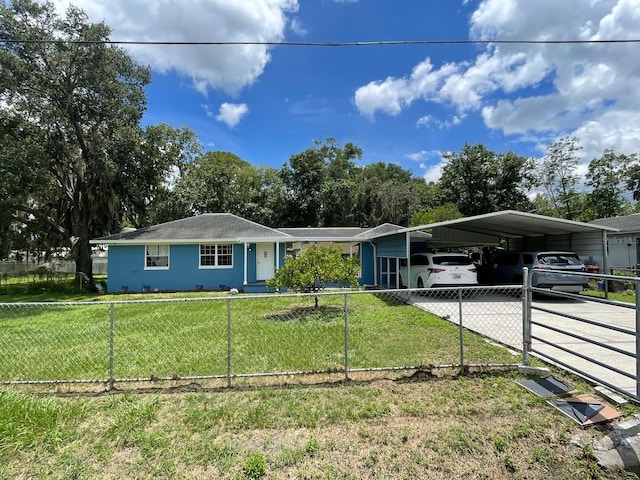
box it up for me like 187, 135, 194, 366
267, 244, 360, 308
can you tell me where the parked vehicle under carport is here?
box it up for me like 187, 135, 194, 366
484, 251, 589, 293
399, 252, 478, 288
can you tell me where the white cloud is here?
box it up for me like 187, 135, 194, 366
354, 59, 457, 117
404, 150, 445, 182
406, 150, 428, 162
215, 103, 249, 128
417, 114, 464, 130
355, 0, 640, 165
422, 161, 445, 183
51, 0, 298, 95
290, 18, 308, 36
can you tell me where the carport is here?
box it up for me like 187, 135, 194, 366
372, 210, 617, 288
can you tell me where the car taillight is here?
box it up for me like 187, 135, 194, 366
533, 266, 551, 270
428, 268, 445, 273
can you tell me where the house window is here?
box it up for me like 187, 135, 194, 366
145, 245, 169, 269
200, 244, 233, 268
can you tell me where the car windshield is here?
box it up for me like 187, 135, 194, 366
432, 255, 472, 266
537, 253, 583, 266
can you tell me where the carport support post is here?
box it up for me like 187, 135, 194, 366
522, 267, 531, 366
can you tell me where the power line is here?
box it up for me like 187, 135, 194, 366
1, 38, 639, 46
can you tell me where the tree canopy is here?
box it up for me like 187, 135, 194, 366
0, 0, 196, 277
439, 143, 536, 216
267, 244, 360, 308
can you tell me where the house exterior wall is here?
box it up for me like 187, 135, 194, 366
371, 234, 406, 288
359, 242, 375, 286
374, 233, 407, 258
606, 234, 639, 268
107, 244, 246, 293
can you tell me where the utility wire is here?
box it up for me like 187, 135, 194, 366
1, 38, 639, 46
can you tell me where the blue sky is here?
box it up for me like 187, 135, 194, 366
52, 0, 640, 181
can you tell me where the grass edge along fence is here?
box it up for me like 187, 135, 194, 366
0, 287, 524, 390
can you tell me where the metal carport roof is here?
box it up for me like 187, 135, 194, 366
396, 210, 617, 241
370, 210, 619, 289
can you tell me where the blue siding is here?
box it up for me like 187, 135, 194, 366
359, 242, 375, 285
247, 244, 257, 282
107, 244, 246, 293
107, 240, 376, 293
374, 233, 408, 258
278, 243, 287, 267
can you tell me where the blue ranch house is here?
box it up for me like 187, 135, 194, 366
91, 213, 421, 293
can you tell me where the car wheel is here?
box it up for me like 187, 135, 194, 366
417, 277, 424, 288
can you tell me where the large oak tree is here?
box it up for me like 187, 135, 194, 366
0, 0, 196, 278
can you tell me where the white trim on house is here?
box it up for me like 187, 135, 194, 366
198, 243, 233, 269
144, 244, 170, 270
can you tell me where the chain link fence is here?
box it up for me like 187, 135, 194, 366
0, 287, 523, 390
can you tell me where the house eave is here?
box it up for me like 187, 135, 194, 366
90, 237, 291, 246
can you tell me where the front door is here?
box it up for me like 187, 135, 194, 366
256, 243, 275, 281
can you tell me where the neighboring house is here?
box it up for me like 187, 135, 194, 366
591, 214, 640, 269
92, 213, 412, 293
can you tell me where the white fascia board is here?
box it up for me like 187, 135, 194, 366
90, 237, 291, 245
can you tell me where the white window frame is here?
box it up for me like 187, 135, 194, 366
145, 244, 170, 270
199, 244, 234, 269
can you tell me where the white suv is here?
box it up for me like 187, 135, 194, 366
399, 253, 478, 288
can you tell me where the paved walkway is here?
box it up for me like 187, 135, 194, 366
409, 291, 638, 399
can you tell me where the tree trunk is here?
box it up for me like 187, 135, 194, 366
75, 211, 93, 280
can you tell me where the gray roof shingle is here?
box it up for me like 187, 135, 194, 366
590, 214, 640, 233
94, 213, 291, 243
277, 227, 371, 240
93, 214, 430, 244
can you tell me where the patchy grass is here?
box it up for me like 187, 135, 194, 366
0, 370, 635, 479
582, 288, 636, 304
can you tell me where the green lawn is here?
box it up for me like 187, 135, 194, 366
0, 292, 518, 384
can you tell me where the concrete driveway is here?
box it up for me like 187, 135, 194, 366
409, 290, 638, 398
530, 296, 637, 398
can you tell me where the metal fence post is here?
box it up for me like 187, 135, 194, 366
109, 303, 115, 390
635, 280, 640, 400
227, 298, 232, 388
522, 267, 531, 366
344, 293, 349, 381
458, 287, 464, 375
